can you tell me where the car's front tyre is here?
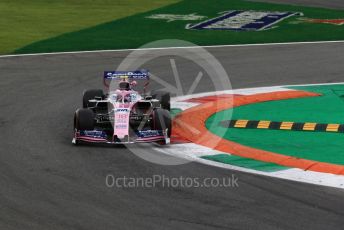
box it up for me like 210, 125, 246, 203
74, 108, 95, 130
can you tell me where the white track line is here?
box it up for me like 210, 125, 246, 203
172, 82, 344, 103
1, 40, 344, 58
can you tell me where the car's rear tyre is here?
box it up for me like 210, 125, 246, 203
74, 108, 95, 130
153, 91, 170, 111
153, 108, 171, 143
83, 89, 104, 108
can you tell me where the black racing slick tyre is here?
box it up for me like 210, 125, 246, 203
82, 89, 104, 108
74, 108, 95, 130
153, 91, 170, 111
153, 108, 171, 138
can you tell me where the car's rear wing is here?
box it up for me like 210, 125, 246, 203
104, 70, 149, 80
103, 70, 150, 92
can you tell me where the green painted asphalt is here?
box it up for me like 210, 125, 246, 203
202, 154, 289, 172
205, 84, 344, 167
170, 108, 183, 118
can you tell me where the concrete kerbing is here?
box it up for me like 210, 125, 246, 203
161, 84, 344, 188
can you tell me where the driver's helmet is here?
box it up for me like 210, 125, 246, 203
119, 76, 130, 90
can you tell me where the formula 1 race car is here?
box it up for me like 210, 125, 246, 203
72, 70, 171, 145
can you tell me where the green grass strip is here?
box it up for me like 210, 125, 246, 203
0, 0, 179, 54
14, 0, 344, 54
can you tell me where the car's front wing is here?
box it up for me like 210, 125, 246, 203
72, 130, 169, 145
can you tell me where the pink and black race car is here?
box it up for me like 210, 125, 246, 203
72, 70, 171, 145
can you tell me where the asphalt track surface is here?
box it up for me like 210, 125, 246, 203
2, 2, 344, 230
1, 42, 344, 230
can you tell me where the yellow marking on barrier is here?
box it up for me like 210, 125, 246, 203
326, 124, 340, 132
280, 122, 293, 130
303, 123, 317, 131
234, 120, 249, 128
257, 120, 271, 129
